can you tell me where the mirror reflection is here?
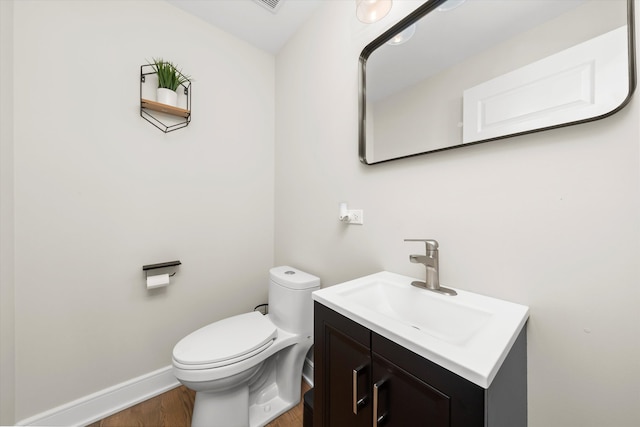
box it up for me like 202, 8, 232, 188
360, 0, 635, 164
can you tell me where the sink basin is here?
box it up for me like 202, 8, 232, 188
312, 271, 529, 388
338, 279, 492, 345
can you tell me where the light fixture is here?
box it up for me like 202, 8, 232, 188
437, 0, 466, 12
386, 23, 416, 46
356, 0, 393, 24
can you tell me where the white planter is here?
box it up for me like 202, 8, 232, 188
156, 88, 178, 107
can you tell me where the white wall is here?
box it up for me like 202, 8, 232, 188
275, 1, 640, 426
5, 0, 275, 421
0, 0, 16, 424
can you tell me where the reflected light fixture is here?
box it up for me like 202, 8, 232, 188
386, 23, 416, 45
356, 0, 393, 24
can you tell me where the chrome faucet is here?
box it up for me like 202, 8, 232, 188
404, 239, 457, 296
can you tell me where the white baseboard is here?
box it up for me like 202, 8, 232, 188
302, 356, 314, 388
16, 358, 314, 427
16, 366, 179, 427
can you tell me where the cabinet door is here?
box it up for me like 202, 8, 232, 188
325, 327, 371, 426
372, 333, 485, 427
372, 353, 450, 427
314, 303, 372, 427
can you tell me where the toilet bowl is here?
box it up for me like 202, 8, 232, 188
172, 266, 320, 427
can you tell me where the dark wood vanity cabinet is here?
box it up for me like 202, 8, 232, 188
318, 304, 371, 427
313, 302, 527, 427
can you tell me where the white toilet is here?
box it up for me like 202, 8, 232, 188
172, 266, 320, 427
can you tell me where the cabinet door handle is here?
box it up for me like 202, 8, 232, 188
373, 379, 387, 426
352, 364, 368, 414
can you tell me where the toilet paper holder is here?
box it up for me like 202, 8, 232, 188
142, 260, 182, 278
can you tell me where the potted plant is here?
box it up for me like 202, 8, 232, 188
151, 58, 191, 107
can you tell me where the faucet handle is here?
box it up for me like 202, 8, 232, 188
404, 239, 438, 251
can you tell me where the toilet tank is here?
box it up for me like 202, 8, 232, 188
268, 266, 320, 336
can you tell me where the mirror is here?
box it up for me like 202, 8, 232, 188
359, 0, 636, 164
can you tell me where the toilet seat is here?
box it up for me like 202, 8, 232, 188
173, 311, 277, 370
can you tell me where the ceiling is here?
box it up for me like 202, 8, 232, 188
165, 0, 323, 54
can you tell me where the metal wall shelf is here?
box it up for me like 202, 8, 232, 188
140, 64, 192, 133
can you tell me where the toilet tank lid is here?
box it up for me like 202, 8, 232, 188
270, 266, 321, 290
172, 311, 277, 366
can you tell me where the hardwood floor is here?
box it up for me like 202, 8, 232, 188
87, 380, 311, 427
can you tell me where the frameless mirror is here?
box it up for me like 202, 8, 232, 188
359, 0, 636, 164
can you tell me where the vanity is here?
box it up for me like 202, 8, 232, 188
312, 272, 529, 427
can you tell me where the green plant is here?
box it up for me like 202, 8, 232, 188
151, 58, 191, 91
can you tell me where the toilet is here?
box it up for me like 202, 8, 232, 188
172, 266, 320, 427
